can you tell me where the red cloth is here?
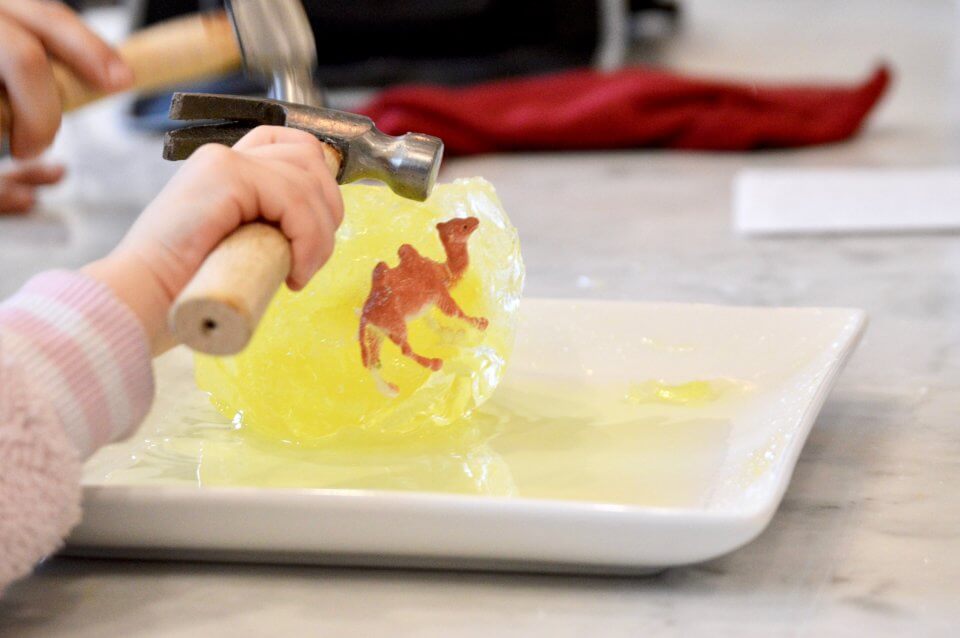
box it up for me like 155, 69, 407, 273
359, 65, 891, 155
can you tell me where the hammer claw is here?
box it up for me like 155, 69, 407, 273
163, 123, 255, 161
164, 92, 290, 161
169, 92, 288, 124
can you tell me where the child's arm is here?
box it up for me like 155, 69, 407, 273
0, 270, 151, 590
0, 126, 343, 592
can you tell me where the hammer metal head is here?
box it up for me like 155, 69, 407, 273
227, 0, 324, 107
164, 93, 443, 202
227, 0, 316, 74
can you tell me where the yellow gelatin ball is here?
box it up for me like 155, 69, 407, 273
195, 178, 525, 445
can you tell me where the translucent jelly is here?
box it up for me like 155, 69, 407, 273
195, 178, 525, 445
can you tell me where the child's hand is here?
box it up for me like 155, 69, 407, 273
0, 0, 133, 158
84, 126, 345, 355
0, 163, 65, 213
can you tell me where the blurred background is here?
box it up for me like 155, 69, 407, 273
3, 0, 958, 300
65, 0, 681, 126
71, 0, 679, 83
49, 0, 950, 153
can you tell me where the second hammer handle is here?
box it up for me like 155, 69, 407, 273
169, 144, 343, 356
0, 11, 240, 140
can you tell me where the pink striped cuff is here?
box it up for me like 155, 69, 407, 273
0, 270, 154, 459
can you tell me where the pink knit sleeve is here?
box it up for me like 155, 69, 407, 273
0, 271, 154, 593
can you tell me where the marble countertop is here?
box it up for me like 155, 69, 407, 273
1, 0, 959, 635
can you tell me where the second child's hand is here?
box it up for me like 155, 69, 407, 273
0, 163, 65, 213
0, 0, 133, 214
0, 0, 133, 159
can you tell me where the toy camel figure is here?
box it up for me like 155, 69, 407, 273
359, 216, 489, 396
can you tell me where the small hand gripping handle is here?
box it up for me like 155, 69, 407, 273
0, 11, 240, 142
169, 143, 342, 356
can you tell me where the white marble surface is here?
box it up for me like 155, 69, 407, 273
1, 0, 959, 635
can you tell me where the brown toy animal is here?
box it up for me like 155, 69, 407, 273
359, 217, 488, 395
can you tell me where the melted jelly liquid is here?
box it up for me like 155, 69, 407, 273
85, 367, 753, 508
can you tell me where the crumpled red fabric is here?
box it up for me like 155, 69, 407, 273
359, 65, 891, 155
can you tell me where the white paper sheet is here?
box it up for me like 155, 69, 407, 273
734, 168, 960, 235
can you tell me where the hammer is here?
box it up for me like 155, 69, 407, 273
164, 0, 444, 356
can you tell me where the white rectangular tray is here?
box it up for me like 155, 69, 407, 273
70, 299, 866, 574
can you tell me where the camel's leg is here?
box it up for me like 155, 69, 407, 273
387, 326, 443, 370
359, 320, 372, 368
435, 291, 488, 330
366, 328, 384, 369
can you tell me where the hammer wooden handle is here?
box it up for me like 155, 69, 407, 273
0, 11, 240, 140
170, 144, 342, 356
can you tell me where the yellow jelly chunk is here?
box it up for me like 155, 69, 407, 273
195, 178, 524, 445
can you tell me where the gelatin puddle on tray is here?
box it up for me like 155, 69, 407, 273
84, 365, 753, 509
